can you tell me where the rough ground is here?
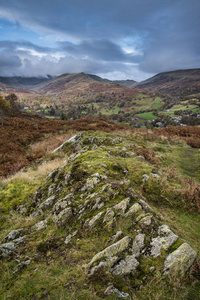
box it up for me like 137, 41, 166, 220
0, 130, 199, 299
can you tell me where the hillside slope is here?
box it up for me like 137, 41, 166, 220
137, 69, 200, 97
0, 130, 199, 299
0, 116, 126, 177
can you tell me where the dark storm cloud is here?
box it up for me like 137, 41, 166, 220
0, 0, 199, 78
140, 34, 200, 73
0, 0, 175, 39
59, 40, 142, 63
0, 52, 21, 68
0, 50, 22, 76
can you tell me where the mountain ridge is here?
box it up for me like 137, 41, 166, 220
136, 68, 200, 96
0, 68, 200, 96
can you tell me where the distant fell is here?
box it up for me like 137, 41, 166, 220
0, 76, 52, 89
114, 79, 138, 88
32, 72, 140, 98
136, 68, 200, 96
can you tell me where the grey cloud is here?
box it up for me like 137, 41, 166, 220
0, 40, 54, 53
0, 0, 199, 77
0, 45, 147, 80
59, 40, 142, 63
0, 0, 199, 40
0, 52, 21, 68
0, 38, 143, 78
140, 30, 200, 74
0, 51, 22, 76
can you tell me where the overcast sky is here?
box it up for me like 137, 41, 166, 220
0, 0, 199, 81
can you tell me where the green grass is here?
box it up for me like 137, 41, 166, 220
132, 96, 164, 112
99, 105, 120, 115
176, 147, 200, 181
152, 97, 164, 109
135, 112, 157, 120
45, 116, 60, 119
161, 101, 200, 116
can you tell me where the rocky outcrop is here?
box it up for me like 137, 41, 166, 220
163, 243, 197, 275
51, 207, 73, 227
125, 202, 142, 217
0, 236, 26, 257
1, 131, 198, 298
150, 225, 178, 257
88, 236, 131, 269
84, 211, 104, 229
111, 255, 139, 276
104, 284, 130, 298
132, 233, 145, 257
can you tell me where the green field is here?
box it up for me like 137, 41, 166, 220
99, 105, 120, 115
132, 96, 164, 112
135, 111, 157, 120
161, 101, 200, 116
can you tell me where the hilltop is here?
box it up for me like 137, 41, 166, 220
0, 127, 199, 299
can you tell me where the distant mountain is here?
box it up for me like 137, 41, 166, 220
114, 80, 138, 88
0, 76, 52, 89
0, 75, 53, 95
1, 69, 200, 95
0, 73, 138, 93
32, 72, 140, 99
0, 81, 37, 95
34, 72, 98, 94
136, 69, 200, 97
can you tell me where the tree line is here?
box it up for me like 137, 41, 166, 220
0, 93, 20, 126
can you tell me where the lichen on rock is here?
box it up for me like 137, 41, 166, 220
136, 213, 157, 232
163, 243, 197, 276
150, 225, 178, 257
113, 197, 130, 215
84, 211, 104, 229
103, 209, 115, 228
125, 202, 143, 217
51, 207, 73, 227
111, 255, 139, 276
88, 236, 131, 268
132, 233, 145, 257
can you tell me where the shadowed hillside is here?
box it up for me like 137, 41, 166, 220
137, 69, 200, 97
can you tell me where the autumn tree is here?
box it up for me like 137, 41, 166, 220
5, 93, 20, 116
0, 95, 10, 126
